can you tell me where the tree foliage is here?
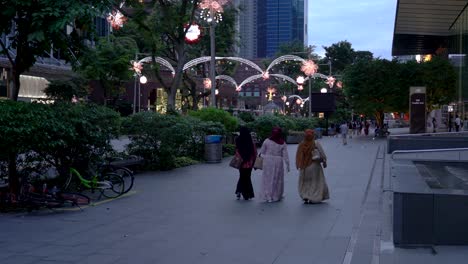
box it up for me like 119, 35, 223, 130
44, 78, 89, 101
77, 35, 138, 101
343, 57, 457, 125
343, 59, 405, 126
0, 0, 118, 101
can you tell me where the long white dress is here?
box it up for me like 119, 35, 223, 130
259, 139, 290, 202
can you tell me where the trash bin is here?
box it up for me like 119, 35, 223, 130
204, 135, 223, 163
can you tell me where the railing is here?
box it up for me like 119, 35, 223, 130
389, 131, 468, 138
392, 147, 468, 161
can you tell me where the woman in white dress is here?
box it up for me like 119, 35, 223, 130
259, 127, 290, 202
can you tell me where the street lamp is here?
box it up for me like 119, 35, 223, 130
301, 60, 318, 117
198, 0, 229, 108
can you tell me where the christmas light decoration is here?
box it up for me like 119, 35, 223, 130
301, 60, 318, 76
185, 23, 202, 44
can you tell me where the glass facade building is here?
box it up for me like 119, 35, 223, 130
449, 8, 468, 121
257, 0, 306, 58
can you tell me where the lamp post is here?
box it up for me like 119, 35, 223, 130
209, 18, 216, 107
198, 0, 229, 108
300, 60, 318, 117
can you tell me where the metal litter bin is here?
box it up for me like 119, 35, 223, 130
204, 135, 223, 163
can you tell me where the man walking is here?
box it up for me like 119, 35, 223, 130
340, 121, 349, 145
455, 115, 461, 132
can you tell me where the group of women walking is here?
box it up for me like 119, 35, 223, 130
233, 127, 329, 204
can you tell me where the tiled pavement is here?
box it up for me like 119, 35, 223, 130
1, 131, 467, 264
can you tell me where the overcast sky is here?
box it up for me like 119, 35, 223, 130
308, 0, 397, 59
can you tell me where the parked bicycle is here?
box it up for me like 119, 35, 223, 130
1, 174, 90, 212
63, 168, 125, 199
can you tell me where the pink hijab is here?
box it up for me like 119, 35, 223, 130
269, 127, 285, 145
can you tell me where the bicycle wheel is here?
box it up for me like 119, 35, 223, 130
100, 173, 124, 198
59, 192, 90, 206
108, 167, 134, 193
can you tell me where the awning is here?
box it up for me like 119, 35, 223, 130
392, 0, 468, 56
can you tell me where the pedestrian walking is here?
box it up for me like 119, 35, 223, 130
296, 129, 329, 204
432, 117, 437, 133
234, 127, 257, 200
364, 121, 370, 136
259, 127, 290, 203
340, 122, 349, 145
455, 115, 461, 132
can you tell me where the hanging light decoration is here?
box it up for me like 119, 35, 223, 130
107, 10, 127, 30
301, 60, 318, 76
184, 23, 202, 44
336, 81, 343, 89
326, 76, 336, 88
262, 71, 270, 80
296, 99, 302, 105
296, 76, 304, 91
199, 0, 230, 23
203, 78, 212, 89
130, 60, 143, 75
281, 95, 287, 102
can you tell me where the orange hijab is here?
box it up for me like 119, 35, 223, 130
296, 129, 316, 169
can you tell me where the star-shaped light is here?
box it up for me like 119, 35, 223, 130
235, 86, 242, 92
262, 71, 270, 80
203, 78, 212, 89
301, 60, 318, 76
107, 10, 127, 30
326, 76, 336, 88
199, 0, 230, 12
336, 81, 343, 89
131, 61, 143, 75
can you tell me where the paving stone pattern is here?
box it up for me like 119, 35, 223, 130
1, 131, 467, 264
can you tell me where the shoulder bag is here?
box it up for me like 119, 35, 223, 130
229, 155, 243, 169
253, 155, 263, 170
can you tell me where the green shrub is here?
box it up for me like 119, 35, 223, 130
223, 144, 236, 157
174, 157, 199, 168
123, 112, 192, 170
0, 101, 121, 185
188, 107, 238, 132
292, 117, 320, 131
238, 111, 255, 123
248, 115, 289, 143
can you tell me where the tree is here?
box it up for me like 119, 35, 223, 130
421, 57, 457, 110
323, 40, 355, 74
0, 0, 117, 101
44, 78, 89, 101
77, 35, 138, 103
343, 59, 406, 126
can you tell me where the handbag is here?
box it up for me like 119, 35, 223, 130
312, 148, 322, 161
229, 155, 243, 169
253, 156, 263, 170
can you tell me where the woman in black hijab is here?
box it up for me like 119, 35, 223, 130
234, 126, 257, 200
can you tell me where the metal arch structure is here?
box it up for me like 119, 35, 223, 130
215, 75, 238, 88
237, 74, 263, 90
266, 55, 305, 73
287, 94, 309, 102
183, 56, 264, 73
305, 72, 329, 81
237, 73, 299, 91
269, 74, 297, 86
138, 56, 175, 75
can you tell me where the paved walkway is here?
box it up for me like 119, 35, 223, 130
1, 131, 467, 264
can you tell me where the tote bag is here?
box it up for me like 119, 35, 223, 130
253, 156, 263, 170
229, 156, 243, 169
